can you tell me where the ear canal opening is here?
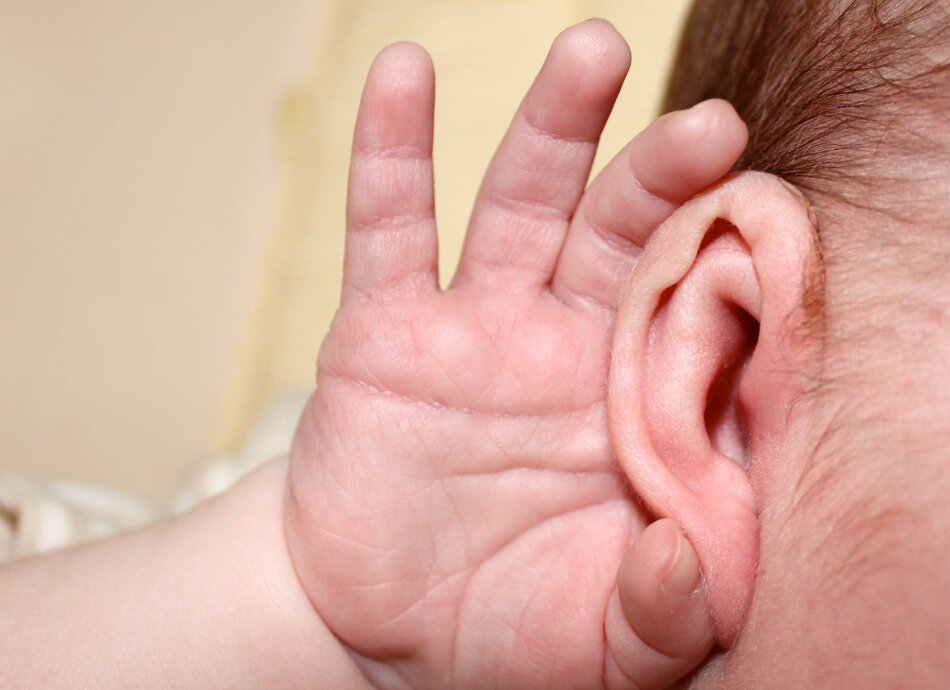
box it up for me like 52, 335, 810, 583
704, 304, 758, 469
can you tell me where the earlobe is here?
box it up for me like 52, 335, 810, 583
609, 172, 820, 647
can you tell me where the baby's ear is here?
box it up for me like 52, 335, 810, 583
608, 172, 821, 646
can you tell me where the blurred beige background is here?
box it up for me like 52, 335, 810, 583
0, 0, 690, 501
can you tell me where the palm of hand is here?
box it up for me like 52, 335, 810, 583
283, 21, 745, 689
289, 287, 640, 686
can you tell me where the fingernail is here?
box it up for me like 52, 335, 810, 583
661, 526, 702, 598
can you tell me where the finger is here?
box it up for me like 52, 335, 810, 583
342, 42, 439, 305
604, 518, 716, 690
552, 100, 747, 314
452, 19, 631, 290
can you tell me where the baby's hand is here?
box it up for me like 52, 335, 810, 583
285, 20, 746, 689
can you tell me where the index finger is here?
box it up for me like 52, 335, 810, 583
552, 100, 748, 314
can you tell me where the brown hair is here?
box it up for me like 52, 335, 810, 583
663, 0, 950, 570
663, 0, 949, 220
663, 0, 950, 366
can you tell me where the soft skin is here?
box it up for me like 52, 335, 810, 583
614, 166, 950, 690
0, 21, 739, 690
0, 461, 372, 690
285, 22, 745, 690
608, 168, 950, 687
608, 172, 820, 646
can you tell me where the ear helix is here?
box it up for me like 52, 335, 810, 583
608, 173, 820, 646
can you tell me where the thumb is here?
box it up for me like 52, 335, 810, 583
604, 518, 716, 689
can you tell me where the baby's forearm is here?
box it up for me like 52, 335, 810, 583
0, 458, 370, 689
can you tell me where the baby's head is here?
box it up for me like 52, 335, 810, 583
612, 1, 949, 684
666, 0, 949, 357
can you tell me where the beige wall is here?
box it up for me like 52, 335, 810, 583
0, 1, 690, 501
0, 1, 323, 499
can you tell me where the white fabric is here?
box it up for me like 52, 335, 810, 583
0, 389, 309, 563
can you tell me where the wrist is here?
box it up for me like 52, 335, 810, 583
184, 456, 373, 688
0, 457, 372, 689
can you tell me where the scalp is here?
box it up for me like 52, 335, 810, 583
664, 0, 950, 219
664, 0, 950, 366
663, 0, 950, 658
